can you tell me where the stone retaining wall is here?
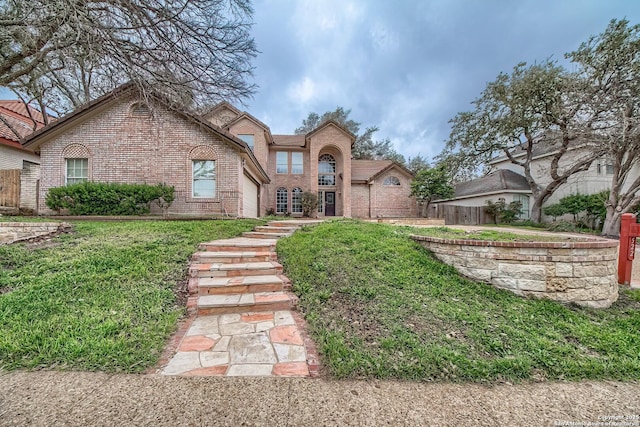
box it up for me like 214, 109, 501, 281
410, 234, 619, 308
0, 222, 70, 245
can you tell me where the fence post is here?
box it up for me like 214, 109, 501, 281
618, 213, 637, 285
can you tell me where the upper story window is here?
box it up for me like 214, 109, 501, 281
597, 158, 614, 175
66, 158, 88, 185
238, 134, 254, 151
318, 154, 336, 186
276, 152, 288, 174
291, 152, 303, 174
192, 160, 216, 198
383, 176, 401, 186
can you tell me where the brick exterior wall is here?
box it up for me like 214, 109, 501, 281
351, 169, 418, 218
19, 161, 39, 211
308, 125, 352, 217
38, 95, 243, 216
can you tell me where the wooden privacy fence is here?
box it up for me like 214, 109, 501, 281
427, 204, 492, 225
0, 169, 20, 208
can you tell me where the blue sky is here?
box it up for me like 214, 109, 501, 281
245, 0, 640, 161
3, 0, 640, 162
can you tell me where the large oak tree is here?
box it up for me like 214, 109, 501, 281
0, 0, 257, 126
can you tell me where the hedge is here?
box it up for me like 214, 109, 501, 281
45, 182, 175, 215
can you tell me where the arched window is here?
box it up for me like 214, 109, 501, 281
291, 188, 303, 214
276, 188, 288, 214
318, 154, 336, 186
383, 176, 401, 186
189, 145, 217, 198
62, 144, 90, 185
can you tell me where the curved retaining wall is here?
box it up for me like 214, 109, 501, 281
410, 234, 619, 308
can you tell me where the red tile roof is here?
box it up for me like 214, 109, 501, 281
0, 100, 51, 151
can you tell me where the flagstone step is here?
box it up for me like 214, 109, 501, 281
191, 261, 283, 278
198, 275, 284, 295
199, 237, 277, 253
242, 231, 292, 239
197, 292, 295, 315
267, 220, 324, 228
254, 226, 298, 234
191, 251, 274, 263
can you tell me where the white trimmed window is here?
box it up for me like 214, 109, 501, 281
276, 152, 288, 174
292, 187, 303, 214
318, 154, 336, 186
291, 152, 303, 174
238, 134, 254, 150
192, 160, 216, 198
276, 187, 288, 213
65, 158, 88, 185
383, 176, 401, 186
317, 191, 323, 213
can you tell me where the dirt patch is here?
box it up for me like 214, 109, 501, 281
0, 286, 12, 295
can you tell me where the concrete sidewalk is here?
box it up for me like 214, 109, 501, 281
1, 371, 639, 426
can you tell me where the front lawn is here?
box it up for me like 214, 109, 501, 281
277, 220, 640, 383
0, 219, 262, 372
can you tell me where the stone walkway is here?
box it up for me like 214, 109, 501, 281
160, 220, 322, 377
161, 310, 310, 376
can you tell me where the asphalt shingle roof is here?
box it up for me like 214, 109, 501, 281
454, 169, 530, 198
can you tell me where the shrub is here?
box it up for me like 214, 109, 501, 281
485, 199, 522, 224
301, 191, 318, 217
46, 182, 175, 215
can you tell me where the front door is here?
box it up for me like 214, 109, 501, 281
325, 192, 335, 216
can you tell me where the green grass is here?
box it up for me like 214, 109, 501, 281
410, 226, 573, 242
277, 220, 640, 383
0, 219, 262, 372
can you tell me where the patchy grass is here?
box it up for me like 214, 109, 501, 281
0, 219, 262, 372
277, 220, 640, 383
410, 226, 576, 242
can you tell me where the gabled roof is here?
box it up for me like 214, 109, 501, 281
453, 169, 531, 198
204, 101, 242, 122
272, 134, 305, 147
305, 119, 356, 146
22, 83, 270, 183
351, 160, 414, 183
226, 112, 272, 133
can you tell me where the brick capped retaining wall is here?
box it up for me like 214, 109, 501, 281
0, 222, 70, 244
410, 234, 619, 308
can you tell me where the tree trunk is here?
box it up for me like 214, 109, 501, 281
601, 206, 622, 237
530, 197, 544, 223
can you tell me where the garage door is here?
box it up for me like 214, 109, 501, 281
243, 174, 259, 218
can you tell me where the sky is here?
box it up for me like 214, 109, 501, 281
245, 0, 640, 162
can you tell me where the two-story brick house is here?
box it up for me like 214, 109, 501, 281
23, 85, 418, 218
205, 102, 418, 218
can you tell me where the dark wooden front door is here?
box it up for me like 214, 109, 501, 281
325, 192, 335, 216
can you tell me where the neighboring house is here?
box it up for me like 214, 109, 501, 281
435, 141, 633, 222
432, 169, 532, 219
23, 84, 417, 218
206, 103, 418, 218
23, 85, 270, 217
0, 100, 46, 212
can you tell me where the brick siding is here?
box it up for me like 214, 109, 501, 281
38, 95, 242, 216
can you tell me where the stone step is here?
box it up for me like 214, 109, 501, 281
191, 261, 283, 278
242, 231, 292, 239
197, 292, 296, 315
199, 237, 277, 253
254, 225, 298, 234
198, 275, 284, 295
267, 220, 324, 228
191, 250, 274, 264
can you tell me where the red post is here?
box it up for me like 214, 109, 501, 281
618, 213, 637, 285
